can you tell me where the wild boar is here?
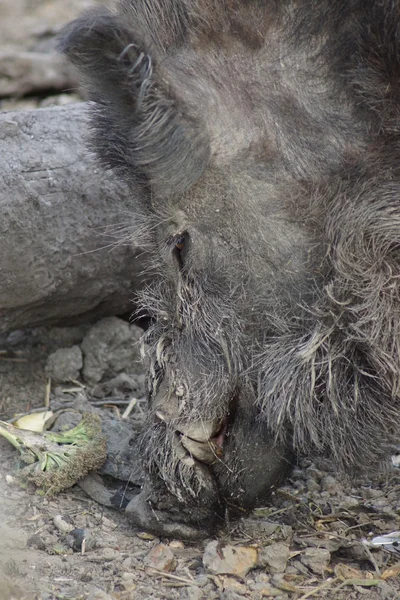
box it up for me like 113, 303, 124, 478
60, 0, 400, 538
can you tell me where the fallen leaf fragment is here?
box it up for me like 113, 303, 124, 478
14, 410, 53, 432
334, 563, 374, 581
381, 564, 400, 580
137, 531, 156, 540
203, 540, 258, 578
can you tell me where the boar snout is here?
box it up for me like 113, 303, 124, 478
152, 376, 226, 465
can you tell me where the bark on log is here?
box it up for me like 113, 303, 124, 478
0, 103, 149, 334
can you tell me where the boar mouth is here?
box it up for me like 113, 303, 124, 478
155, 398, 236, 468
178, 418, 228, 465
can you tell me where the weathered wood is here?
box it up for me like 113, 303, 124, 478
0, 103, 148, 334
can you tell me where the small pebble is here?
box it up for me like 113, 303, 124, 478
121, 557, 133, 570
99, 547, 119, 561
143, 543, 177, 572
321, 475, 339, 494
300, 548, 330, 575
169, 539, 185, 549
363, 488, 384, 499
53, 515, 74, 534
291, 560, 311, 576
194, 575, 209, 588
339, 495, 360, 509
119, 573, 136, 592
306, 478, 320, 492
185, 587, 203, 600
258, 543, 290, 573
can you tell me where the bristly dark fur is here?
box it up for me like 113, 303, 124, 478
60, 0, 400, 531
59, 5, 211, 196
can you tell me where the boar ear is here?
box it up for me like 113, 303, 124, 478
59, 8, 210, 195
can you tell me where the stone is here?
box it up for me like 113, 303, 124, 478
53, 514, 74, 534
143, 543, 177, 572
258, 542, 290, 573
203, 541, 258, 579
81, 317, 142, 384
306, 478, 320, 492
185, 587, 204, 600
45, 345, 82, 382
320, 475, 339, 494
300, 548, 330, 575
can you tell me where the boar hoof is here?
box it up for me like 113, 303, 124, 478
126, 484, 221, 540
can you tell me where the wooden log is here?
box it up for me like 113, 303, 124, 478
0, 103, 149, 334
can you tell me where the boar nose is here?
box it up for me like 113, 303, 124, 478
153, 379, 223, 464
180, 435, 222, 464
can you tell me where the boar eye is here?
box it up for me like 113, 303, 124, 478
172, 232, 189, 269
175, 235, 185, 250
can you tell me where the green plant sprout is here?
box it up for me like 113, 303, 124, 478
0, 413, 107, 495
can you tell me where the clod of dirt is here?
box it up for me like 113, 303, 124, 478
27, 534, 46, 551
81, 317, 143, 384
143, 543, 178, 572
203, 541, 258, 579
300, 547, 331, 575
258, 542, 290, 573
45, 345, 83, 382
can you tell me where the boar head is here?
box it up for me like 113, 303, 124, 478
60, 0, 400, 537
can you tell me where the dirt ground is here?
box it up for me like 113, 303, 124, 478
1, 322, 400, 600
1, 1, 400, 599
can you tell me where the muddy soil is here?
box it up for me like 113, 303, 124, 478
1, 1, 400, 599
